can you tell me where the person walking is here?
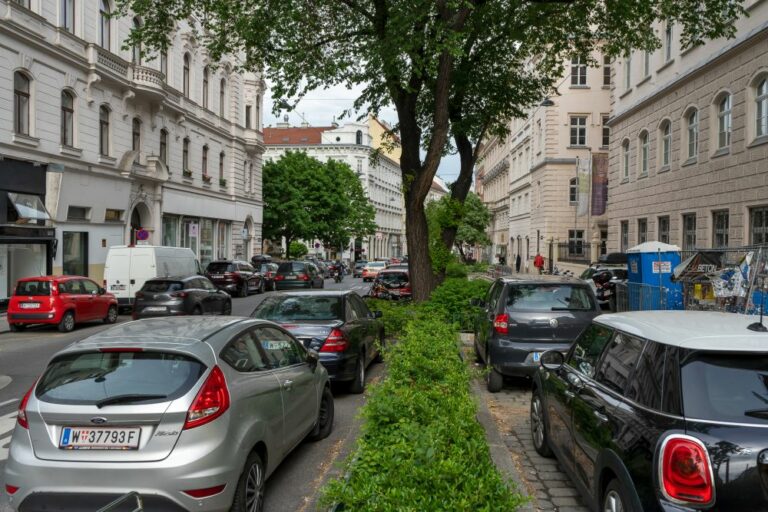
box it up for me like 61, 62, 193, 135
515, 254, 522, 273
533, 253, 545, 274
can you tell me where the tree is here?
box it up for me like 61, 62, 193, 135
289, 241, 309, 258
119, 0, 743, 300
427, 192, 490, 267
454, 193, 491, 262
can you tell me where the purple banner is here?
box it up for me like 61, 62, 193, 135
591, 153, 608, 216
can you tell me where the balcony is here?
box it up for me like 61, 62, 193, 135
131, 66, 166, 102
87, 44, 130, 83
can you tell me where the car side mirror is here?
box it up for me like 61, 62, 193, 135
470, 298, 485, 307
307, 349, 320, 370
98, 288, 106, 295
370, 310, 383, 319
540, 350, 565, 371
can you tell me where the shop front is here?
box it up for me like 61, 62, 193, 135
162, 214, 231, 269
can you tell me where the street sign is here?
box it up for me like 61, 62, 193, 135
136, 229, 149, 241
189, 223, 199, 237
315, 242, 320, 248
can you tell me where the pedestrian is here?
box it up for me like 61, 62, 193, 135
515, 254, 521, 273
534, 252, 545, 274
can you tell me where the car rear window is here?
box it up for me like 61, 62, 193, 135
141, 280, 183, 293
36, 351, 206, 406
681, 353, 768, 425
252, 296, 343, 322
376, 272, 409, 286
15, 281, 51, 296
207, 262, 234, 273
368, 262, 386, 268
278, 262, 306, 273
506, 284, 594, 311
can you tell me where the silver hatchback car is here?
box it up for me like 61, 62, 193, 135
3, 316, 334, 512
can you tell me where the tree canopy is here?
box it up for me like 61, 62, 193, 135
427, 192, 490, 267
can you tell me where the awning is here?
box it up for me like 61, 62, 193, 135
7, 192, 50, 222
672, 251, 727, 282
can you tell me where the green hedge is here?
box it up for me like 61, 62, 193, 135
322, 279, 523, 511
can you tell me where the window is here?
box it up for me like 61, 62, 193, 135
658, 216, 670, 244
602, 55, 611, 86
537, 120, 543, 151
568, 230, 585, 257
567, 324, 614, 379
750, 207, 768, 245
219, 79, 226, 117
249, 163, 254, 192
160, 51, 167, 78
683, 213, 696, 250
62, 0, 74, 32
62, 232, 88, 276
758, 79, 768, 138
131, 18, 141, 64
643, 51, 650, 77
664, 23, 673, 62
256, 327, 305, 368
571, 57, 586, 86
104, 208, 123, 222
356, 130, 363, 145
660, 121, 671, 167
159, 129, 168, 166
256, 96, 260, 130
61, 90, 74, 147
506, 284, 594, 311
132, 118, 141, 156
620, 221, 629, 252
216, 221, 230, 259
99, 0, 110, 50
219, 152, 225, 180
99, 105, 110, 155
718, 94, 732, 149
245, 105, 252, 129
625, 341, 665, 409
687, 109, 698, 159
713, 210, 729, 248
624, 53, 632, 89
221, 331, 267, 372
601, 116, 610, 147
183, 53, 190, 97
639, 131, 649, 175
182, 138, 190, 171
202, 66, 209, 108
570, 116, 586, 146
67, 206, 90, 221
202, 145, 209, 176
13, 71, 30, 135
595, 333, 644, 395
569, 178, 578, 204
638, 218, 648, 244
622, 140, 629, 179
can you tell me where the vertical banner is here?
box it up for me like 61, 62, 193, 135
576, 155, 591, 217
591, 153, 608, 216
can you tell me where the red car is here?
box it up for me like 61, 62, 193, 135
370, 269, 412, 300
8, 276, 118, 333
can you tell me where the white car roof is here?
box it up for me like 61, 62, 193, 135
594, 311, 768, 352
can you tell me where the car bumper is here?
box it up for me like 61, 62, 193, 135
133, 304, 187, 318
275, 281, 312, 290
7, 311, 61, 325
319, 353, 357, 381
488, 340, 572, 377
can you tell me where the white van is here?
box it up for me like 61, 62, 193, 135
103, 246, 201, 308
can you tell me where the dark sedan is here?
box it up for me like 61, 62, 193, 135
133, 276, 231, 318
251, 291, 383, 393
274, 261, 324, 290
260, 262, 280, 291
205, 260, 264, 297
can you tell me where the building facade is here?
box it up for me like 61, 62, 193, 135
476, 134, 510, 264
0, 0, 265, 304
607, 1, 768, 253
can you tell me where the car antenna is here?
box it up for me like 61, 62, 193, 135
748, 277, 768, 332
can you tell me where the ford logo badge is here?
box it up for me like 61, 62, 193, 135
549, 318, 559, 328
90, 417, 108, 425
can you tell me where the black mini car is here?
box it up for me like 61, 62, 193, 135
531, 311, 768, 512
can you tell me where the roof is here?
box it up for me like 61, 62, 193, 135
263, 127, 334, 145
77, 317, 250, 345
594, 311, 768, 352
627, 241, 681, 253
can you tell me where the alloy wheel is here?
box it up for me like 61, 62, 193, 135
245, 461, 264, 512
531, 396, 545, 450
318, 392, 331, 429
64, 314, 74, 331
603, 490, 624, 512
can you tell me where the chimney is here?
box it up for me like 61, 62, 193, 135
277, 114, 290, 129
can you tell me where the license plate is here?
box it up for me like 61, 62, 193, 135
143, 306, 167, 312
532, 352, 541, 362
59, 427, 141, 450
110, 284, 126, 291
211, 274, 224, 279
285, 275, 297, 280
20, 302, 40, 309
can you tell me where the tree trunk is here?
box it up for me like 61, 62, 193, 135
457, 243, 467, 263
404, 186, 437, 302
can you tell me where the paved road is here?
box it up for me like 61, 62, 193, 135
0, 275, 372, 511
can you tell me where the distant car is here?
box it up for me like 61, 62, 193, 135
259, 262, 280, 291
370, 269, 411, 300
205, 260, 264, 297
307, 258, 331, 279
8, 276, 118, 333
353, 261, 368, 278
133, 276, 232, 319
362, 261, 387, 282
473, 275, 601, 392
3, 317, 333, 512
531, 311, 768, 512
250, 254, 273, 268
274, 261, 325, 290
251, 291, 383, 393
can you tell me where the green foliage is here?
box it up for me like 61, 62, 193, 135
455, 193, 491, 251
364, 298, 420, 340
288, 241, 308, 259
421, 278, 490, 331
427, 193, 491, 270
446, 262, 468, 278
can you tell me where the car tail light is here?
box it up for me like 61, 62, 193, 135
275, 275, 285, 281
17, 381, 36, 429
5, 484, 19, 495
493, 313, 509, 335
183, 484, 226, 498
300, 274, 310, 281
170, 291, 188, 298
660, 435, 714, 505
184, 366, 230, 430
320, 329, 349, 352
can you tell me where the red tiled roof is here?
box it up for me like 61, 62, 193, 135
263, 127, 335, 145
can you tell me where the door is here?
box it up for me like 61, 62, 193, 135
199, 277, 225, 313
344, 298, 369, 365
238, 263, 254, 292
256, 327, 317, 451
190, 278, 213, 314
128, 252, 154, 301
72, 279, 97, 320
80, 279, 106, 320
477, 281, 503, 362
351, 294, 377, 358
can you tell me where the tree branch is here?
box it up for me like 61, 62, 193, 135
335, 0, 375, 22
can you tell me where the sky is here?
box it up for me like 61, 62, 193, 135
262, 83, 462, 182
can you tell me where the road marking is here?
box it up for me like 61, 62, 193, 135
0, 399, 18, 409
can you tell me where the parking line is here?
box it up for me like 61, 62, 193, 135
0, 399, 18, 409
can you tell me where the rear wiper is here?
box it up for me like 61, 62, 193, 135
95, 394, 167, 408
744, 409, 768, 419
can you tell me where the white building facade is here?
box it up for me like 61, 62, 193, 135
0, 0, 264, 304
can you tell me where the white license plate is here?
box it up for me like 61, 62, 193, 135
143, 306, 167, 312
110, 284, 126, 291
211, 274, 225, 279
59, 427, 141, 450
285, 275, 297, 280
20, 302, 40, 309
532, 352, 541, 362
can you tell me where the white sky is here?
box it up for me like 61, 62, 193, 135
262, 82, 462, 182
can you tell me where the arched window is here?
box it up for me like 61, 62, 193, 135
639, 131, 649, 175
219, 151, 225, 180
356, 130, 363, 145
568, 177, 578, 204
61, 90, 74, 147
758, 79, 768, 138
132, 118, 141, 160
660, 121, 671, 168
131, 18, 141, 64
202, 145, 209, 176
202, 66, 209, 108
99, 105, 110, 155
13, 71, 30, 135
182, 137, 190, 171
622, 140, 630, 179
219, 78, 226, 117
62, 0, 75, 33
99, 0, 110, 50
687, 109, 699, 159
718, 94, 732, 149
159, 129, 168, 165
183, 53, 190, 97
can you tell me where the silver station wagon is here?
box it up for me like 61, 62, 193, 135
3, 317, 334, 512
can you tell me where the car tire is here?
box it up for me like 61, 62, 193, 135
603, 479, 635, 512
222, 301, 232, 316
104, 305, 118, 324
486, 353, 503, 393
192, 306, 203, 315
307, 386, 334, 442
530, 390, 553, 457
349, 352, 366, 394
474, 342, 483, 363
258, 280, 265, 294
58, 311, 75, 333
9, 323, 25, 332
238, 283, 248, 298
230, 452, 265, 512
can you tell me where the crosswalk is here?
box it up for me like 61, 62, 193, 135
0, 400, 19, 463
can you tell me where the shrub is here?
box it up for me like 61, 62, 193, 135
364, 298, 419, 340
288, 241, 308, 258
421, 278, 489, 330
445, 261, 468, 278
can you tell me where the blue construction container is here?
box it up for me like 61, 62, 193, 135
626, 242, 684, 310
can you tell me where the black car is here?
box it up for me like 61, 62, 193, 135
473, 276, 601, 392
260, 262, 280, 291
274, 261, 325, 290
250, 291, 383, 393
133, 276, 231, 318
531, 311, 768, 512
205, 260, 264, 296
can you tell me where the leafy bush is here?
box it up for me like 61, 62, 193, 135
421, 278, 489, 331
288, 241, 308, 258
364, 298, 419, 340
445, 262, 468, 278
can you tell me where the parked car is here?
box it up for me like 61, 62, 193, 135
353, 260, 368, 278
133, 276, 232, 319
250, 254, 273, 268
251, 291, 383, 393
274, 261, 325, 290
8, 276, 118, 333
3, 316, 333, 512
307, 258, 331, 279
205, 260, 264, 297
530, 311, 768, 512
361, 261, 387, 282
370, 269, 411, 300
472, 275, 601, 392
259, 262, 280, 291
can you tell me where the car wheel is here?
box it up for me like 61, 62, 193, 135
486, 353, 503, 393
603, 479, 634, 512
192, 306, 203, 315
104, 305, 118, 324
230, 452, 265, 512
9, 323, 26, 332
222, 301, 232, 316
530, 390, 553, 457
58, 311, 75, 333
238, 283, 248, 298
349, 352, 366, 394
258, 280, 265, 294
307, 386, 334, 442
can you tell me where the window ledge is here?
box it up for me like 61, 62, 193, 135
60, 145, 82, 157
12, 133, 39, 147
569, 85, 590, 90
567, 145, 591, 150
637, 75, 652, 87
599, 145, 609, 151
621, 178, 630, 184
657, 59, 675, 73
658, 165, 671, 173
601, 85, 611, 90
712, 147, 730, 158
619, 88, 633, 99
638, 172, 648, 179
681, 157, 698, 168
747, 135, 768, 149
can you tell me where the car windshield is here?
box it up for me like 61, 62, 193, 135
36, 351, 205, 406
506, 284, 594, 311
141, 281, 183, 293
376, 272, 409, 287
681, 353, 768, 425
369, 262, 386, 268
278, 262, 306, 273
260, 264, 272, 273
15, 281, 51, 296
355, 262, 367, 268
252, 296, 343, 322
207, 262, 234, 273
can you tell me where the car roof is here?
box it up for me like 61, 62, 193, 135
594, 311, 768, 352
278, 290, 353, 298
379, 269, 408, 274
499, 275, 586, 285
75, 317, 251, 346
18, 275, 82, 282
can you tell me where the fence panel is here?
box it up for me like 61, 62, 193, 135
557, 242, 592, 264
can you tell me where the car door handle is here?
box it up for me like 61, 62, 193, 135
282, 380, 293, 391
593, 410, 609, 423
